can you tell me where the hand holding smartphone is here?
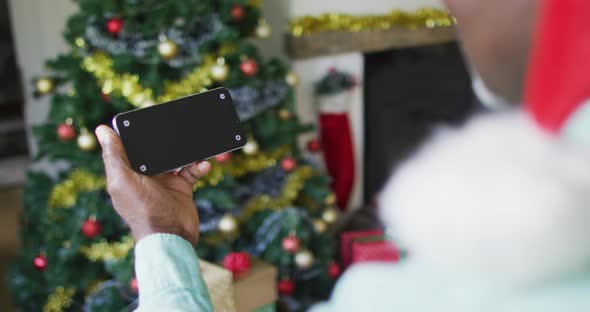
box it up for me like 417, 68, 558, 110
112, 88, 246, 176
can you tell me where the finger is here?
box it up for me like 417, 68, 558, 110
178, 161, 211, 185
178, 167, 198, 185
95, 125, 132, 177
188, 161, 211, 180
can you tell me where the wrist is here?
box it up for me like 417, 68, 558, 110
132, 226, 198, 246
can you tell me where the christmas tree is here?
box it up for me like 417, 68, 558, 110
9, 1, 338, 311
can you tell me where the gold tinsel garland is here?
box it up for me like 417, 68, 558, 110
82, 52, 216, 107
80, 235, 134, 262
43, 287, 75, 312
239, 165, 315, 221
84, 166, 316, 261
47, 147, 289, 208
85, 279, 107, 295
248, 0, 261, 7
289, 8, 455, 37
194, 146, 291, 189
48, 169, 105, 209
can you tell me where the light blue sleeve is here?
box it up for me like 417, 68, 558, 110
133, 233, 214, 312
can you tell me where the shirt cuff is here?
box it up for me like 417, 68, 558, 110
134, 233, 208, 303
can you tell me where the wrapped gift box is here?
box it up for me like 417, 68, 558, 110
233, 257, 278, 312
200, 259, 237, 312
351, 238, 400, 264
201, 257, 277, 312
340, 230, 400, 267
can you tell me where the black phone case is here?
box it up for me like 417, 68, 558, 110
112, 88, 245, 176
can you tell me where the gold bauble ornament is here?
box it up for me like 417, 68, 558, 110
218, 214, 238, 233
243, 139, 260, 155
75, 37, 86, 48
36, 77, 54, 94
77, 128, 97, 151
255, 19, 272, 38
278, 109, 291, 120
322, 207, 339, 224
158, 39, 178, 60
295, 250, 314, 269
324, 193, 336, 206
313, 219, 327, 233
285, 71, 300, 87
211, 57, 229, 82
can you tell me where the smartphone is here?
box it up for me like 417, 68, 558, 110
112, 88, 245, 176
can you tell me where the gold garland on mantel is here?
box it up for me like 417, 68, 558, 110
289, 8, 455, 37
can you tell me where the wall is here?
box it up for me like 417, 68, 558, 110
251, 0, 290, 61
290, 0, 444, 16
8, 0, 77, 153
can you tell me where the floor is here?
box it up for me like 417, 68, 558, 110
0, 188, 21, 311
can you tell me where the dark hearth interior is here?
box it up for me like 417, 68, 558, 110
363, 42, 477, 204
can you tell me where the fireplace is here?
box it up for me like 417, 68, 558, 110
289, 26, 478, 210
363, 42, 477, 204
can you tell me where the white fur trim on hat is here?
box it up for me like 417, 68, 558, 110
379, 111, 590, 285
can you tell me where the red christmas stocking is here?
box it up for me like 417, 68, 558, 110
318, 93, 355, 210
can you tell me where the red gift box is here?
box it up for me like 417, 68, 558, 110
340, 230, 400, 267
351, 239, 400, 265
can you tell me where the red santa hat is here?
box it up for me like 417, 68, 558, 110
379, 0, 590, 285
525, 0, 590, 140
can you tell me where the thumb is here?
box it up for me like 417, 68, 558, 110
95, 125, 132, 177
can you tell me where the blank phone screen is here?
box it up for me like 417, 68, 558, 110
113, 88, 245, 175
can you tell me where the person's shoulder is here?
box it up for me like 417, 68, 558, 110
326, 261, 436, 311
508, 272, 590, 311
338, 260, 436, 286
338, 262, 407, 286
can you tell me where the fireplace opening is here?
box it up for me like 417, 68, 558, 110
363, 41, 477, 204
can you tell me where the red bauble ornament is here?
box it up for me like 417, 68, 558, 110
215, 152, 232, 163
130, 277, 139, 293
281, 157, 297, 172
328, 261, 341, 279
101, 92, 111, 103
231, 5, 246, 21
57, 123, 76, 141
223, 252, 251, 275
106, 18, 124, 35
240, 59, 259, 76
281, 235, 300, 253
33, 255, 48, 272
278, 279, 295, 296
307, 139, 321, 152
81, 218, 102, 239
